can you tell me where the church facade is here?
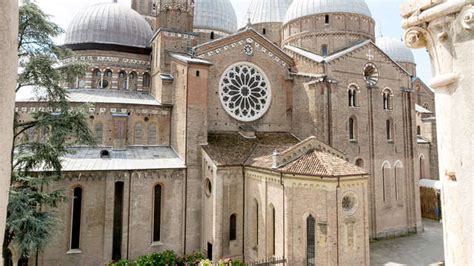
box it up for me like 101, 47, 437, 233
14, 0, 438, 265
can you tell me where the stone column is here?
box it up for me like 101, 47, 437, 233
401, 1, 474, 265
0, 1, 18, 266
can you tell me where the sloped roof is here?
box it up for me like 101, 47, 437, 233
16, 88, 163, 106
285, 40, 412, 76
416, 104, 432, 114
203, 133, 368, 178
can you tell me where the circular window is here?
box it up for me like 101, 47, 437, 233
205, 178, 212, 197
363, 63, 379, 86
342, 192, 358, 216
219, 63, 272, 122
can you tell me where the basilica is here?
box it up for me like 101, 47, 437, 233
15, 0, 438, 265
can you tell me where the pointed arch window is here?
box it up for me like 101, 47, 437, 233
419, 155, 425, 180
70, 187, 83, 250
229, 214, 237, 241
129, 72, 138, 91
394, 162, 403, 201
307, 215, 316, 266
153, 184, 162, 242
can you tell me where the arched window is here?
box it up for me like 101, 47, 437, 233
355, 158, 364, 168
142, 73, 151, 91
229, 214, 237, 241
118, 71, 127, 90
348, 85, 358, 107
325, 14, 330, 24
349, 117, 357, 141
262, 28, 266, 35
129, 72, 138, 91
210, 32, 215, 40
95, 123, 103, 145
386, 119, 393, 142
383, 89, 393, 110
102, 69, 112, 89
254, 199, 259, 247
417, 126, 421, 135
321, 44, 328, 56
112, 182, 124, 261
419, 155, 425, 179
153, 184, 162, 242
70, 187, 83, 250
135, 123, 143, 145
148, 124, 157, 145
394, 162, 403, 201
267, 205, 276, 256
307, 215, 316, 266
92, 69, 102, 89
382, 163, 391, 203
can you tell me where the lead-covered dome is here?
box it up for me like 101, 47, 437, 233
194, 0, 238, 34
377, 37, 415, 64
284, 0, 372, 24
245, 0, 292, 24
64, 3, 153, 48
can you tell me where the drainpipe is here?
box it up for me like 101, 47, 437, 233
242, 166, 246, 260
336, 177, 341, 265
280, 172, 286, 265
126, 170, 133, 260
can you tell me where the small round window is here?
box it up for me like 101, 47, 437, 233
342, 192, 358, 216
363, 63, 379, 87
205, 178, 212, 198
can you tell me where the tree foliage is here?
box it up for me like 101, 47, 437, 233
3, 2, 94, 259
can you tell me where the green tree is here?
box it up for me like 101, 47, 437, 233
3, 2, 94, 260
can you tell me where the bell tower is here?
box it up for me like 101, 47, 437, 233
131, 0, 153, 16
155, 0, 194, 32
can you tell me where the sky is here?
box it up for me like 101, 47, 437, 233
31, 0, 433, 83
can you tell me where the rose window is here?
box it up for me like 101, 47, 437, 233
219, 63, 271, 122
342, 193, 358, 216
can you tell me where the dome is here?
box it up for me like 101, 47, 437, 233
194, 0, 238, 34
284, 0, 372, 24
245, 0, 292, 25
64, 3, 153, 48
377, 37, 415, 64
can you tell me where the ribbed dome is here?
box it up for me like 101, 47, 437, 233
377, 37, 415, 64
284, 0, 372, 24
64, 3, 153, 48
194, 0, 238, 34
245, 0, 292, 25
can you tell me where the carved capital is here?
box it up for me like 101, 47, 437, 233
461, 5, 474, 30
403, 27, 428, 48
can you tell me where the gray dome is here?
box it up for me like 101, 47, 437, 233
64, 3, 153, 48
284, 0, 372, 24
245, 0, 292, 25
377, 37, 415, 64
194, 0, 238, 34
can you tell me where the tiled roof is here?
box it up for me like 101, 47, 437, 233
280, 150, 367, 177
16, 88, 163, 106
60, 146, 184, 171
203, 133, 368, 178
203, 133, 299, 166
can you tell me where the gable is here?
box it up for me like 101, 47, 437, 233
194, 28, 294, 70
329, 41, 412, 77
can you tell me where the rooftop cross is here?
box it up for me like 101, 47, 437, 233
366, 49, 374, 61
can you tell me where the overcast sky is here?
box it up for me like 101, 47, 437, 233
32, 0, 432, 82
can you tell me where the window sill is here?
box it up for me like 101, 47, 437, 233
151, 241, 164, 247
387, 140, 394, 144
67, 249, 82, 255
349, 139, 358, 143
